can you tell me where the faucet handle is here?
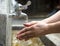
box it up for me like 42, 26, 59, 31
25, 0, 31, 6
19, 0, 31, 10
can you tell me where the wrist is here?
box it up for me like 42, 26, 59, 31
44, 23, 55, 34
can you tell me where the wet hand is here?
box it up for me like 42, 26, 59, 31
16, 21, 48, 40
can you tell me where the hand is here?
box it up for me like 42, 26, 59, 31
17, 21, 48, 40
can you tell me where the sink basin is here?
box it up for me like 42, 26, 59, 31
12, 26, 56, 46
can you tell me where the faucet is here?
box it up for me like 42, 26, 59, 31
10, 0, 31, 19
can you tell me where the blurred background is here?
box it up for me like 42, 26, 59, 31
15, 0, 60, 18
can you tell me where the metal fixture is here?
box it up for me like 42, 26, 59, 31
10, 0, 31, 18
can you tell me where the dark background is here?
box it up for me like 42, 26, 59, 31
15, 0, 60, 16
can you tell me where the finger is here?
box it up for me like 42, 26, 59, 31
17, 28, 26, 35
17, 31, 32, 40
24, 35, 34, 41
17, 26, 33, 35
17, 27, 30, 35
24, 21, 37, 27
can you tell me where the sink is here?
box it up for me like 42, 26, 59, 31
12, 17, 57, 46
12, 26, 56, 46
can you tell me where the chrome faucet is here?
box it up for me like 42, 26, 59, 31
11, 0, 31, 18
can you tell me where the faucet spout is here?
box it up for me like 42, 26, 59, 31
11, 0, 31, 20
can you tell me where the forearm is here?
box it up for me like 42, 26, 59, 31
42, 10, 60, 23
46, 21, 60, 34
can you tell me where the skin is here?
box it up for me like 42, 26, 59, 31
17, 10, 60, 40
42, 10, 60, 23
47, 21, 60, 33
